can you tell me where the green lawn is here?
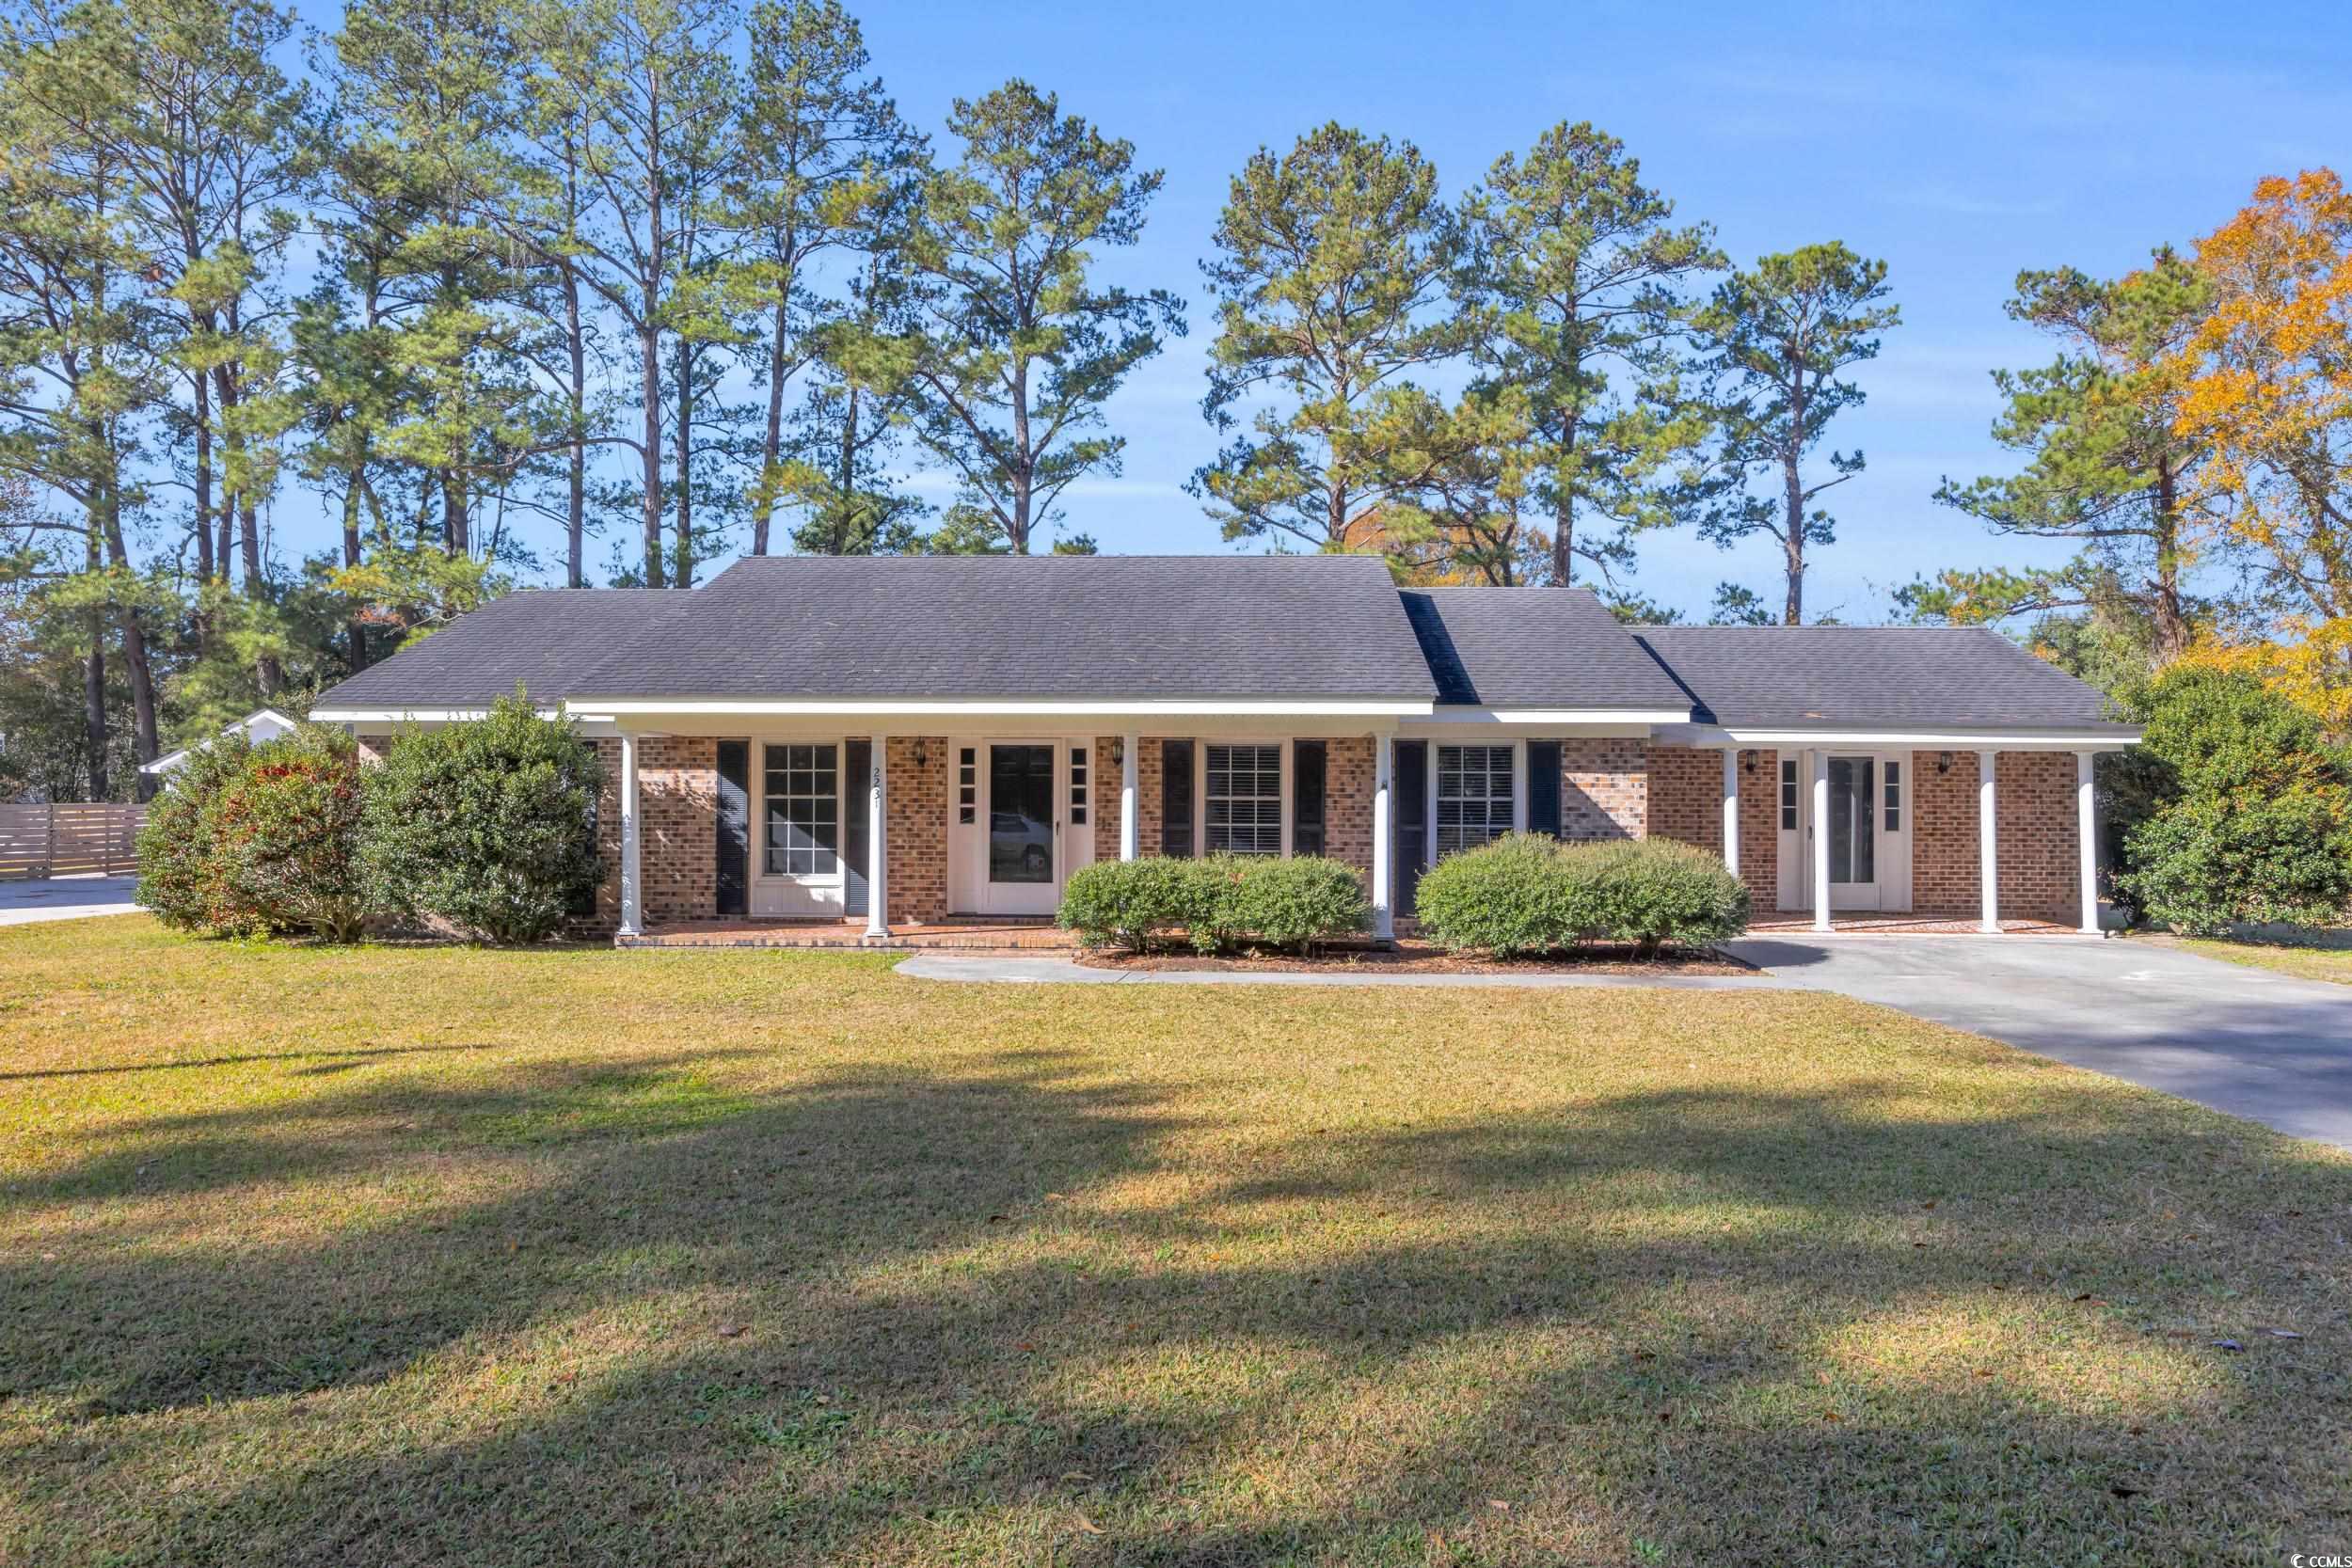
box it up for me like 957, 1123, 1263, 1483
2176, 935, 2352, 986
4, 919, 2347, 1565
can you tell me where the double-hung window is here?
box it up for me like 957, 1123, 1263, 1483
1436, 744, 1513, 855
1203, 743, 1281, 855
763, 743, 839, 876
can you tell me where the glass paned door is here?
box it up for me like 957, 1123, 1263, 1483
1826, 754, 1877, 896
988, 744, 1056, 886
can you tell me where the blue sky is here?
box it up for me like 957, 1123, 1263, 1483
813, 0, 2350, 620
267, 1, 2351, 618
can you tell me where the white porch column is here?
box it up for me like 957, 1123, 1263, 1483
1720, 748, 1740, 879
1372, 732, 1395, 942
1979, 749, 2001, 933
865, 736, 888, 937
617, 731, 642, 938
1119, 734, 1139, 861
2076, 751, 2099, 935
1810, 750, 1831, 933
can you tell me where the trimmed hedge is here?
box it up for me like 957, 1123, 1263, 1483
1057, 853, 1370, 954
135, 724, 370, 941
358, 692, 605, 944
1414, 833, 1749, 958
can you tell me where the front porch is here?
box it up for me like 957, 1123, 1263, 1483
1743, 911, 2083, 937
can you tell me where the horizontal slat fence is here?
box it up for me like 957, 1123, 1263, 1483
0, 803, 146, 879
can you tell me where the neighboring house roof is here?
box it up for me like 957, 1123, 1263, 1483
1631, 626, 2133, 733
560, 554, 1440, 702
140, 708, 297, 776
1401, 588, 1691, 713
311, 591, 678, 711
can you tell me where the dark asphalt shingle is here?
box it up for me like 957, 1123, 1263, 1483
1630, 626, 2136, 731
312, 591, 676, 709
1400, 588, 1692, 710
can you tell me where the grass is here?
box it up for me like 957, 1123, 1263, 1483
3, 918, 2348, 1566
2175, 935, 2352, 986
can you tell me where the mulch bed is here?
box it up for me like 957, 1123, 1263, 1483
1073, 936, 1755, 976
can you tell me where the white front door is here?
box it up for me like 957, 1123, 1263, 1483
980, 740, 1061, 915
1789, 751, 1912, 912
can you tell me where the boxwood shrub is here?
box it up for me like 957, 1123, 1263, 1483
1057, 854, 1369, 954
1413, 833, 1749, 958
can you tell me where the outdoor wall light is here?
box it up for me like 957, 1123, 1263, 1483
1937, 751, 1953, 774
1111, 737, 1124, 765
1741, 752, 1756, 775
911, 739, 930, 769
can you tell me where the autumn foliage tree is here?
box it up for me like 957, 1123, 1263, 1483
2165, 168, 2352, 731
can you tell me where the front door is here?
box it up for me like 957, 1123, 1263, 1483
1824, 754, 1881, 910
984, 742, 1059, 915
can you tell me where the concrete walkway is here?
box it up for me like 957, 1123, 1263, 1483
900, 936, 2352, 1150
0, 875, 141, 927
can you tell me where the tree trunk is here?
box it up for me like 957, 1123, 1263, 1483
673, 337, 694, 586
1551, 415, 1577, 585
442, 470, 470, 558
82, 529, 107, 800
1008, 356, 1032, 553
342, 472, 369, 672
1781, 378, 1807, 626
639, 320, 665, 588
2150, 455, 2188, 662
191, 368, 215, 587
93, 473, 160, 785
836, 385, 860, 554
754, 297, 787, 557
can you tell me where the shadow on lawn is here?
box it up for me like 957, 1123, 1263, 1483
0, 1040, 498, 1084
8, 1047, 2348, 1565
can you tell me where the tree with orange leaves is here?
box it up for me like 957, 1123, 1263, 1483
2168, 168, 2352, 730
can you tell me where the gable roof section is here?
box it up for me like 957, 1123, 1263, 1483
565, 554, 1438, 703
1631, 626, 2134, 733
1400, 587, 1691, 714
312, 590, 676, 711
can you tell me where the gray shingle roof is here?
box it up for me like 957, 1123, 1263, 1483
1630, 626, 2136, 732
1401, 588, 1692, 711
312, 590, 676, 710
574, 553, 1438, 701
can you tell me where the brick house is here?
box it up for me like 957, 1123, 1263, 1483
311, 554, 2141, 940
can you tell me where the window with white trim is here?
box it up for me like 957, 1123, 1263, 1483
1436, 744, 1513, 856
1068, 747, 1089, 826
1780, 759, 1799, 831
1203, 743, 1281, 855
763, 743, 838, 875
957, 747, 977, 824
1884, 760, 1902, 832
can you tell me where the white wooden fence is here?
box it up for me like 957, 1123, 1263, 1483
0, 803, 146, 879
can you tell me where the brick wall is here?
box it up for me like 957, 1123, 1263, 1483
1559, 737, 1646, 840
639, 736, 717, 924
885, 736, 949, 924
1325, 736, 1375, 879
1906, 750, 2080, 925
587, 736, 622, 930
1646, 744, 1780, 913
1092, 737, 1120, 862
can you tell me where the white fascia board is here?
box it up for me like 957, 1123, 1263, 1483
1659, 722, 2144, 751
564, 695, 1436, 718
1404, 705, 1691, 727
310, 705, 568, 724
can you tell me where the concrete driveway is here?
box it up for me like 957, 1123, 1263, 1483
1721, 933, 2352, 1149
0, 875, 141, 927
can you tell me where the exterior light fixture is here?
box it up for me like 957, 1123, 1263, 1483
912, 739, 930, 769
1111, 737, 1124, 765
1937, 751, 1953, 774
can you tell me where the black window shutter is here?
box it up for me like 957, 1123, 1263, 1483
1526, 741, 1563, 840
1292, 740, 1326, 857
842, 738, 871, 917
1392, 739, 1427, 912
715, 739, 751, 917
1161, 739, 1195, 858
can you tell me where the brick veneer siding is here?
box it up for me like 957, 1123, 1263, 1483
588, 736, 623, 930
1646, 744, 1780, 913
1559, 737, 1646, 841
1908, 749, 2079, 926
1324, 736, 1375, 879
1092, 737, 1120, 863
638, 737, 718, 924
885, 736, 950, 924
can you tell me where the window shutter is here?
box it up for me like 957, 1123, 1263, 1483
1292, 740, 1326, 857
1392, 739, 1427, 912
1160, 739, 1195, 858
715, 739, 751, 917
842, 738, 871, 917
1526, 741, 1562, 840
